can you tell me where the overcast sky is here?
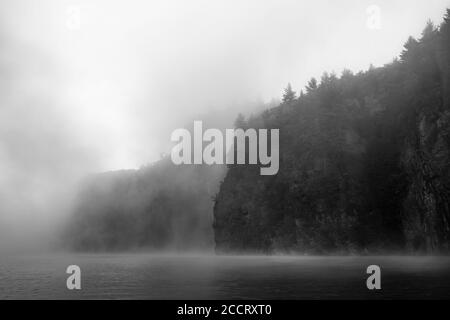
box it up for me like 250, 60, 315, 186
1, 0, 449, 170
1, 0, 450, 249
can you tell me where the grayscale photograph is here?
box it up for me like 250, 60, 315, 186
0, 0, 450, 309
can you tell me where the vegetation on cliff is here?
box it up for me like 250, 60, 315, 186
213, 12, 450, 254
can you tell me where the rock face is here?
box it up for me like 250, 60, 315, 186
213, 15, 450, 254
402, 110, 450, 252
64, 159, 225, 251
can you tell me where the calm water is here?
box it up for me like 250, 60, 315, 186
0, 254, 449, 299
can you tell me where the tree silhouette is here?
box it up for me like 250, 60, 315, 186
282, 83, 297, 103
305, 77, 318, 93
234, 113, 246, 128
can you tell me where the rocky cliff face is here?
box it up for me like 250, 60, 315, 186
213, 101, 387, 254
402, 110, 450, 252
213, 14, 450, 254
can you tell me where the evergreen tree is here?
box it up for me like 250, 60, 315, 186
439, 9, 450, 109
234, 113, 246, 128
282, 83, 297, 103
400, 36, 419, 61
421, 20, 437, 40
305, 77, 318, 93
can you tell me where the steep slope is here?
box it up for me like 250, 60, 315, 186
214, 14, 450, 254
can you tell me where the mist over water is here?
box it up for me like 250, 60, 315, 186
0, 34, 96, 252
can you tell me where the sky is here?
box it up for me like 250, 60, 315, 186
0, 0, 450, 249
1, 0, 450, 170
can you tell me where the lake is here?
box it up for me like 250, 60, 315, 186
0, 254, 449, 299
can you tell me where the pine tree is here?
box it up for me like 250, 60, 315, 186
299, 90, 305, 99
234, 113, 246, 128
439, 9, 450, 109
400, 36, 419, 61
305, 77, 318, 93
421, 20, 437, 40
282, 83, 297, 103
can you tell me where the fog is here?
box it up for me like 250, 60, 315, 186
0, 0, 449, 252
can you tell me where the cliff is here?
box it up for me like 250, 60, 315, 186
213, 13, 450, 254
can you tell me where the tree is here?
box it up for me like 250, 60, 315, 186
341, 69, 354, 79
421, 20, 437, 41
305, 77, 318, 93
282, 83, 297, 103
234, 113, 246, 128
299, 90, 305, 99
439, 10, 450, 109
400, 36, 419, 62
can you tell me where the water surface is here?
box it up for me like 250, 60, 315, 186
0, 254, 449, 299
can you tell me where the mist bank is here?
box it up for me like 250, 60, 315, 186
60, 104, 278, 252
214, 13, 450, 255
63, 158, 226, 251
0, 33, 100, 254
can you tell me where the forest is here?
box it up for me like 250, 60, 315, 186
214, 11, 450, 254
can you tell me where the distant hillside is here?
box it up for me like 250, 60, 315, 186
64, 158, 225, 251
214, 12, 450, 254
